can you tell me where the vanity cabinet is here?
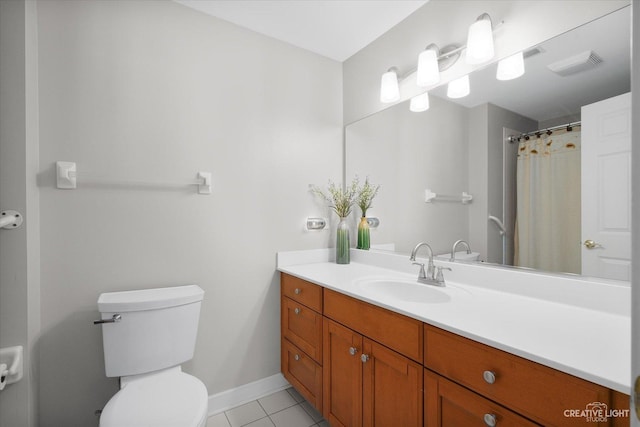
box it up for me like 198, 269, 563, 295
425, 369, 540, 427
280, 274, 323, 410
424, 324, 629, 426
323, 318, 423, 427
280, 273, 630, 426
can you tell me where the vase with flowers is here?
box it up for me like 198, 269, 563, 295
356, 178, 380, 250
312, 178, 359, 264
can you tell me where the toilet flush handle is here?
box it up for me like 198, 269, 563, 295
93, 314, 122, 325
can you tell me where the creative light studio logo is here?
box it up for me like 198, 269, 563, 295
564, 402, 629, 422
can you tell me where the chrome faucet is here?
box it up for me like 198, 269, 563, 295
409, 242, 440, 286
450, 239, 472, 261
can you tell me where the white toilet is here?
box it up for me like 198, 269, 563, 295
96, 285, 208, 427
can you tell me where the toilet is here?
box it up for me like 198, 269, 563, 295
96, 285, 208, 427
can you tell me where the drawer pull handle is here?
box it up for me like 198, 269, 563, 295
294, 307, 300, 315
294, 354, 300, 361
361, 354, 370, 363
483, 413, 497, 427
349, 347, 358, 356
294, 288, 301, 295
483, 370, 496, 384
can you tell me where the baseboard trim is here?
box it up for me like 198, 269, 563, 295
208, 373, 290, 416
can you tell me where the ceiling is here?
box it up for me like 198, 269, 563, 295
174, 0, 429, 62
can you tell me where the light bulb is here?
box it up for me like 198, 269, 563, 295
466, 14, 494, 65
416, 45, 440, 87
380, 68, 400, 103
447, 75, 470, 99
410, 93, 430, 112
496, 52, 525, 80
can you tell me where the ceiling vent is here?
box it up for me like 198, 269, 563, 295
547, 50, 603, 76
523, 46, 544, 60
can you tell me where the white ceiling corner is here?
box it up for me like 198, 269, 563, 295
173, 0, 429, 62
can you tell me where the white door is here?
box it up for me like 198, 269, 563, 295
581, 92, 632, 280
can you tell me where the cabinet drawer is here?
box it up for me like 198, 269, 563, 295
282, 338, 322, 412
281, 273, 323, 312
324, 289, 423, 363
425, 369, 540, 427
425, 325, 612, 426
282, 296, 323, 363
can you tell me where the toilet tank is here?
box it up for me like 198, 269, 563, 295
97, 285, 204, 378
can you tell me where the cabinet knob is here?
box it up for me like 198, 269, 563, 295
483, 370, 496, 384
483, 413, 497, 427
294, 307, 300, 315
294, 288, 301, 295
361, 354, 370, 363
294, 354, 300, 361
349, 347, 358, 356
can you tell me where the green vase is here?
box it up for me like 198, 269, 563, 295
357, 217, 370, 250
336, 217, 350, 264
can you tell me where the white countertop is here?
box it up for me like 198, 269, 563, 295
277, 249, 631, 394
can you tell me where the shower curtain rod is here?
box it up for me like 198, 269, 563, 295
507, 120, 581, 143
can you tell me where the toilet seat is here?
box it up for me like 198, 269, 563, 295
100, 367, 208, 427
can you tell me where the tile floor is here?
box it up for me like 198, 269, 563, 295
207, 387, 329, 427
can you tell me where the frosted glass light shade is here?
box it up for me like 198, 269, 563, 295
466, 15, 494, 65
410, 93, 430, 112
496, 52, 525, 80
447, 75, 470, 99
380, 69, 400, 103
417, 48, 440, 87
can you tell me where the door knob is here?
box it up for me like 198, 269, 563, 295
360, 354, 370, 363
583, 240, 601, 249
349, 347, 358, 356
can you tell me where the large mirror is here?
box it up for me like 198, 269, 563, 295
346, 6, 631, 282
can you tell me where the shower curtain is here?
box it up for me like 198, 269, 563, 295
514, 128, 581, 274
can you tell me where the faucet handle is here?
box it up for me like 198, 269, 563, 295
435, 266, 452, 283
412, 262, 427, 279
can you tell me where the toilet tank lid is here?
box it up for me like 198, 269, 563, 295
98, 285, 204, 313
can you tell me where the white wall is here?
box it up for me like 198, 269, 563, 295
35, 1, 342, 425
343, 0, 630, 125
631, 1, 639, 425
0, 1, 40, 426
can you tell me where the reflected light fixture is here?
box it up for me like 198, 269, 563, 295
466, 13, 494, 65
416, 44, 440, 87
447, 75, 470, 99
409, 92, 430, 112
496, 51, 525, 80
380, 67, 400, 103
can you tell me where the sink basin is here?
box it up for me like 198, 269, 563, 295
354, 278, 451, 304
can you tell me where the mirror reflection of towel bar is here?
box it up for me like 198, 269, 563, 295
425, 189, 473, 204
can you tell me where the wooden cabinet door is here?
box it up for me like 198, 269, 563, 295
362, 339, 423, 427
425, 369, 540, 427
323, 319, 363, 427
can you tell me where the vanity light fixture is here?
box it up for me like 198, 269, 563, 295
496, 51, 525, 80
409, 92, 430, 112
447, 75, 470, 99
380, 67, 400, 103
465, 13, 495, 65
416, 44, 440, 87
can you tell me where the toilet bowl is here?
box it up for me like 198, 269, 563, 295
100, 366, 208, 427
96, 285, 207, 427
